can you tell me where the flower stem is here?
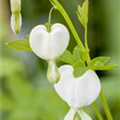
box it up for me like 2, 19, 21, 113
84, 25, 91, 63
100, 91, 113, 120
50, 0, 85, 50
48, 7, 54, 25
92, 103, 104, 120
49, 1, 113, 120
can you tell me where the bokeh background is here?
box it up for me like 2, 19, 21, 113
0, 0, 120, 120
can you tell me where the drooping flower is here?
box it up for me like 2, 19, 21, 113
10, 0, 22, 34
29, 23, 70, 83
54, 65, 101, 120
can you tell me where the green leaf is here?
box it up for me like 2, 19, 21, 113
77, 0, 89, 27
73, 45, 88, 62
73, 46, 83, 62
88, 57, 110, 66
59, 50, 74, 65
6, 38, 31, 51
89, 64, 117, 71
73, 60, 87, 77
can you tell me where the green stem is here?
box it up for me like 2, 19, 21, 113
100, 91, 113, 120
50, 1, 113, 120
92, 103, 104, 120
50, 0, 85, 50
48, 7, 54, 25
47, 7, 55, 32
84, 25, 91, 63
85, 25, 89, 51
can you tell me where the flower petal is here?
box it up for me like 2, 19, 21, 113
64, 108, 76, 120
78, 110, 92, 120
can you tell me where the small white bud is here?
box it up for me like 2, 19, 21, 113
10, 13, 22, 34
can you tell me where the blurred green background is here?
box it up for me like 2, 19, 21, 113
0, 0, 120, 120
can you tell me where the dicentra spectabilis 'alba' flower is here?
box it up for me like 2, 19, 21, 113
10, 0, 22, 34
54, 65, 101, 120
29, 23, 70, 83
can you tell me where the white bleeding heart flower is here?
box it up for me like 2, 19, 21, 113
54, 65, 101, 120
29, 23, 70, 83
29, 23, 70, 60
10, 13, 22, 34
10, 0, 22, 34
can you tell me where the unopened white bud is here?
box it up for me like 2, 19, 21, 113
10, 13, 22, 34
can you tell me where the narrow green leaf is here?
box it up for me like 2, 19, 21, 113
6, 39, 32, 51
59, 50, 74, 65
89, 64, 117, 71
88, 57, 110, 66
77, 0, 89, 27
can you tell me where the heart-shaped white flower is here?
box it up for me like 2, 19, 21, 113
54, 65, 101, 109
29, 23, 70, 60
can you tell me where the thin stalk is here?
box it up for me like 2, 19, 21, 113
100, 91, 113, 120
84, 25, 91, 63
85, 25, 89, 51
92, 103, 104, 120
47, 7, 55, 32
50, 0, 85, 50
48, 7, 54, 25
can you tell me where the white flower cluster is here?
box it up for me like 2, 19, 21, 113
29, 23, 101, 120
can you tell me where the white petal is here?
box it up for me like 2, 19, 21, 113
64, 108, 76, 120
78, 110, 92, 120
29, 23, 70, 60
54, 65, 101, 109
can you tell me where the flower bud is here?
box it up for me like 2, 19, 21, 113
47, 60, 60, 83
10, 13, 22, 34
10, 0, 21, 13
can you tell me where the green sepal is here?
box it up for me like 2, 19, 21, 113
88, 64, 118, 71
76, 0, 89, 27
14, 12, 21, 34
73, 60, 88, 77
73, 45, 89, 62
44, 22, 52, 32
88, 57, 111, 67
6, 35, 31, 51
